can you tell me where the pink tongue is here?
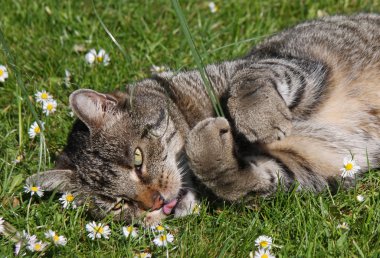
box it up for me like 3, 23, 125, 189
162, 199, 178, 215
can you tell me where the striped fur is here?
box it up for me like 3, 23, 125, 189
27, 14, 380, 223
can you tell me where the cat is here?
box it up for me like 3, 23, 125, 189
27, 14, 380, 225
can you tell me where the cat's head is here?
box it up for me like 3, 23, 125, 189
27, 82, 191, 222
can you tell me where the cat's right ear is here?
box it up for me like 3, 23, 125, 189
69, 89, 119, 131
26, 169, 75, 192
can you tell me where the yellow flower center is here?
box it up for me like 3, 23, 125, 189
0, 69, 3, 76
31, 186, 39, 192
159, 235, 167, 241
261, 254, 268, 258
53, 235, 59, 242
94, 226, 104, 234
47, 103, 54, 111
156, 225, 164, 231
34, 126, 41, 134
127, 226, 133, 233
41, 92, 48, 100
66, 194, 74, 202
34, 243, 41, 251
97, 56, 103, 62
260, 241, 268, 248
345, 163, 353, 170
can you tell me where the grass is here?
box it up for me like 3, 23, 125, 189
0, 0, 380, 257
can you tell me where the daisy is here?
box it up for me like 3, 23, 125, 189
150, 224, 166, 232
356, 195, 365, 202
150, 65, 167, 74
85, 48, 110, 66
0, 217, 4, 234
35, 90, 53, 104
13, 154, 23, 164
340, 156, 360, 178
28, 121, 44, 139
153, 233, 174, 247
59, 192, 77, 209
208, 2, 218, 13
27, 240, 47, 252
0, 65, 9, 82
337, 222, 349, 230
85, 221, 111, 240
134, 252, 152, 258
192, 203, 202, 214
254, 248, 275, 258
255, 235, 272, 250
24, 184, 44, 197
44, 230, 67, 246
122, 226, 138, 238
42, 99, 57, 116
15, 230, 37, 255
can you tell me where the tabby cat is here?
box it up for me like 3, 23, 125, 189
27, 14, 380, 225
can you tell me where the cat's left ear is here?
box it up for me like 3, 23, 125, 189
69, 89, 119, 131
26, 169, 76, 192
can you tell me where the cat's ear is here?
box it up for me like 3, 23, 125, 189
69, 89, 119, 131
26, 170, 76, 192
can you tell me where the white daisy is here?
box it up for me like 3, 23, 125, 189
13, 154, 23, 164
356, 195, 365, 202
150, 224, 166, 232
254, 248, 275, 258
24, 184, 44, 197
208, 2, 218, 13
0, 217, 4, 234
85, 48, 110, 66
0, 65, 9, 82
150, 65, 167, 74
340, 156, 361, 178
122, 226, 138, 238
337, 222, 350, 230
28, 121, 44, 139
44, 230, 67, 246
27, 240, 47, 252
42, 99, 57, 116
255, 235, 272, 249
85, 221, 111, 240
134, 252, 152, 258
35, 90, 53, 104
15, 230, 36, 255
192, 203, 202, 214
153, 233, 174, 247
59, 192, 77, 209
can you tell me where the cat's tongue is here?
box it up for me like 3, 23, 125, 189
162, 199, 178, 215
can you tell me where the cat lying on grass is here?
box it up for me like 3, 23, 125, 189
27, 14, 380, 225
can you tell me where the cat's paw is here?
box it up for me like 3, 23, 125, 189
185, 117, 236, 181
143, 210, 167, 227
228, 79, 292, 144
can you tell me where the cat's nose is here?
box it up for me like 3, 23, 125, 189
151, 192, 164, 211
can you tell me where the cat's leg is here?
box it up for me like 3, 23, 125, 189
185, 117, 293, 200
227, 58, 327, 144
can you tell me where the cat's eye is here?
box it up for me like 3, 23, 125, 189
134, 148, 143, 168
112, 201, 123, 211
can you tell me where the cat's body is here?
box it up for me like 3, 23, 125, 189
28, 14, 380, 225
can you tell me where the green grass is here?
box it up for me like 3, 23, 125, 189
1, 0, 380, 257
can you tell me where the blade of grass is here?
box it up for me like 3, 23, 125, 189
171, 0, 224, 117
92, 0, 130, 63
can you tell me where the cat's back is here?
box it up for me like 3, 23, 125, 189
248, 13, 380, 69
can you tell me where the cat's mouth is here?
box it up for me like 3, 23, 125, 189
162, 189, 188, 215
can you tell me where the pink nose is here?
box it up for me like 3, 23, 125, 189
150, 193, 164, 211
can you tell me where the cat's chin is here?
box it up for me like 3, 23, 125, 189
162, 189, 188, 215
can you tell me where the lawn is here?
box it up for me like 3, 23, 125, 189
0, 0, 379, 257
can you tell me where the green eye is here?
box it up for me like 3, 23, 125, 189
112, 201, 123, 211
134, 148, 143, 167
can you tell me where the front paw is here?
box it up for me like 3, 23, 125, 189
185, 117, 236, 181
